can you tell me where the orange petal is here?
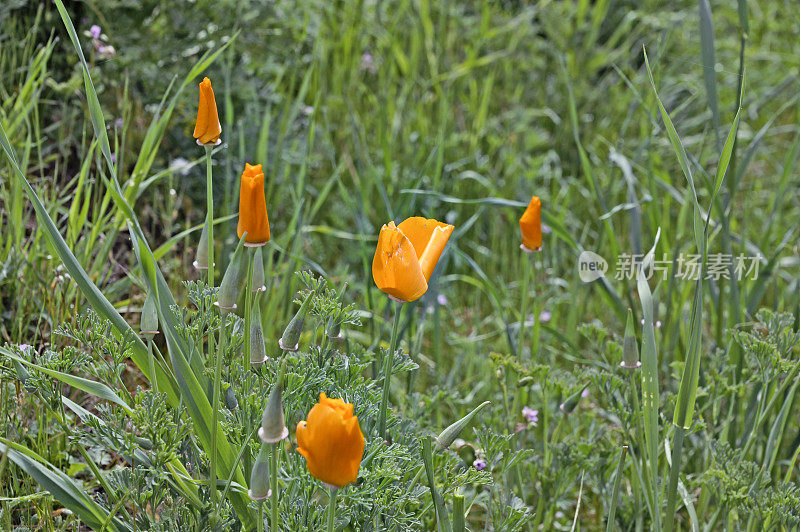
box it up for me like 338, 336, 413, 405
193, 77, 221, 144
372, 222, 428, 302
417, 224, 454, 281
237, 163, 271, 244
519, 196, 542, 251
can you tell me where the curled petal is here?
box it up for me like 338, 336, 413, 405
372, 222, 427, 302
519, 196, 542, 251
237, 163, 271, 244
193, 77, 221, 144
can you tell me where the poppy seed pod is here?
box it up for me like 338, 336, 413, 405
250, 296, 267, 365
216, 234, 248, 313
372, 217, 454, 303
224, 386, 238, 411
278, 285, 318, 351
140, 291, 159, 338
192, 219, 212, 271
559, 387, 585, 414
193, 77, 221, 145
621, 308, 641, 369
519, 195, 542, 252
248, 443, 272, 500
252, 246, 266, 292
435, 401, 491, 449
237, 163, 271, 246
296, 393, 365, 488
259, 360, 288, 443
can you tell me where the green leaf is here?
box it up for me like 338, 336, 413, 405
0, 437, 130, 532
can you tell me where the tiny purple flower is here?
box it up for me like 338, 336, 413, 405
18, 344, 30, 354
539, 310, 552, 323
90, 25, 101, 39
360, 52, 376, 73
473, 459, 487, 470
437, 293, 448, 306
114, 117, 124, 128
581, 388, 590, 398
542, 224, 552, 234
522, 406, 539, 424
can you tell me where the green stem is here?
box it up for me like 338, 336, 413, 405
327, 487, 338, 532
270, 443, 279, 530
664, 426, 686, 532
258, 501, 264, 532
518, 254, 530, 359
205, 144, 219, 508
377, 300, 402, 436
210, 313, 227, 510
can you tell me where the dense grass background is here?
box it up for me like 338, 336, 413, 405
1, 0, 799, 529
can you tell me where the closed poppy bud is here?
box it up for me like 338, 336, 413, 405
435, 401, 491, 449
259, 360, 288, 443
237, 163, 271, 246
192, 77, 222, 145
216, 234, 248, 313
519, 195, 542, 252
560, 387, 585, 414
252, 246, 266, 292
621, 308, 641, 369
250, 295, 267, 365
140, 291, 159, 338
278, 285, 318, 351
296, 393, 365, 488
193, 219, 211, 271
372, 217, 454, 303
248, 443, 272, 500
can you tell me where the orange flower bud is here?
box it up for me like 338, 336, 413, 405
372, 217, 454, 303
192, 77, 222, 145
519, 195, 542, 252
237, 163, 271, 245
296, 393, 365, 488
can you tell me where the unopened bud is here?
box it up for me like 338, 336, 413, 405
192, 219, 213, 271
435, 401, 491, 449
216, 234, 248, 313
559, 387, 585, 414
278, 286, 317, 351
259, 360, 288, 443
250, 295, 267, 365
252, 247, 266, 293
248, 443, 271, 500
224, 386, 238, 411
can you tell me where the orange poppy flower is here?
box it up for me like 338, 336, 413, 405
237, 163, 271, 245
519, 196, 542, 251
296, 393, 365, 488
192, 77, 222, 145
372, 217, 454, 302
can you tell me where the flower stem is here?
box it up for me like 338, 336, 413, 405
270, 442, 279, 530
326, 487, 338, 532
377, 300, 401, 436
204, 144, 219, 508
518, 253, 530, 359
210, 312, 227, 509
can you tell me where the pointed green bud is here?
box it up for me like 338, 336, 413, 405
250, 295, 268, 365
248, 443, 272, 500
139, 291, 159, 339
325, 283, 348, 339
192, 218, 213, 271
216, 234, 248, 313
559, 387, 585, 414
435, 401, 491, 449
621, 308, 641, 369
252, 246, 266, 293
224, 386, 238, 411
259, 360, 288, 443
278, 286, 317, 351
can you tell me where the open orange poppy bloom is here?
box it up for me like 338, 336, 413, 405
296, 393, 365, 488
372, 217, 454, 303
519, 196, 542, 252
192, 77, 222, 145
237, 163, 271, 245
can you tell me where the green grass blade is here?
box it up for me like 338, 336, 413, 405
637, 229, 662, 532
0, 437, 130, 532
698, 0, 720, 147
